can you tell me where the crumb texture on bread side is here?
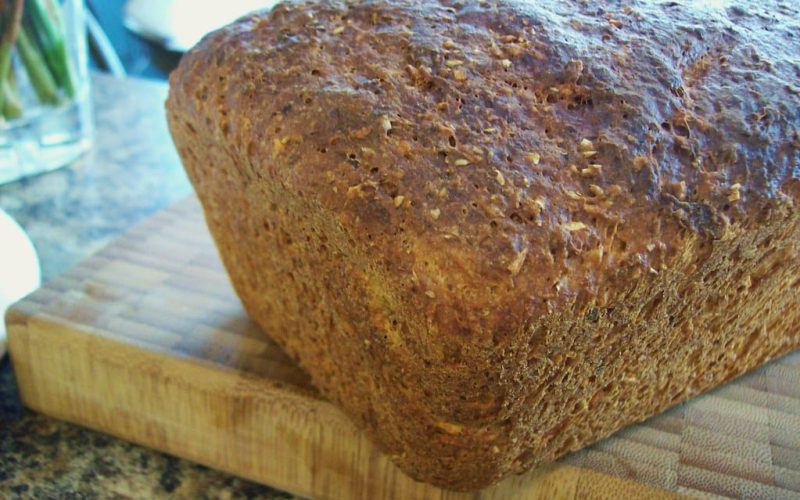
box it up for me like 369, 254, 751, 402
167, 0, 800, 490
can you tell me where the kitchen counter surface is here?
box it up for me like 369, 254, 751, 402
0, 73, 292, 499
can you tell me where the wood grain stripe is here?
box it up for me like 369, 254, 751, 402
677, 464, 793, 498
612, 426, 681, 453
771, 444, 800, 473
774, 466, 800, 492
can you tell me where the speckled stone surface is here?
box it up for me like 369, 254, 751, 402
0, 74, 295, 499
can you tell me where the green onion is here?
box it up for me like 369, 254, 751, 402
24, 0, 74, 97
0, 0, 23, 118
17, 26, 59, 104
2, 70, 22, 118
1, 0, 77, 119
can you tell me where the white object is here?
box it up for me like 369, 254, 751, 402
124, 0, 273, 52
0, 209, 41, 358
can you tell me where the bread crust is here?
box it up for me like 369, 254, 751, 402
167, 0, 800, 490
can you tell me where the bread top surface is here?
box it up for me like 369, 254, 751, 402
170, 0, 800, 342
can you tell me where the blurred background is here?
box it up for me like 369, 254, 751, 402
0, 0, 277, 347
88, 0, 179, 80
89, 0, 268, 80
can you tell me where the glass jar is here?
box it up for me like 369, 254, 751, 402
0, 0, 92, 185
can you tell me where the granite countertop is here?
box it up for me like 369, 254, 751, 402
0, 73, 293, 499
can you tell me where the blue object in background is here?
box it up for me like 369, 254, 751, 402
88, 0, 179, 80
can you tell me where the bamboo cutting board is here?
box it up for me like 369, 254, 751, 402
7, 197, 800, 499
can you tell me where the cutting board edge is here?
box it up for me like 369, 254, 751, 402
7, 292, 679, 500
7, 311, 363, 500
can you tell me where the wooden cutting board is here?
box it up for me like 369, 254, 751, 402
7, 197, 800, 499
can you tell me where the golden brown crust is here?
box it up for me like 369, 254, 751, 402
167, 0, 800, 490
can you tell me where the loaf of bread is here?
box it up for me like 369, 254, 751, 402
166, 0, 800, 490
